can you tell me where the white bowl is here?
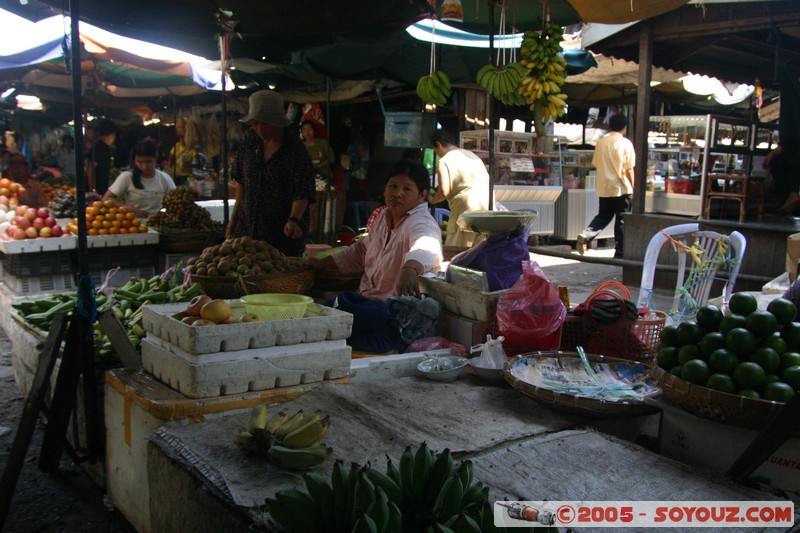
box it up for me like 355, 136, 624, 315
468, 358, 506, 383
417, 356, 468, 382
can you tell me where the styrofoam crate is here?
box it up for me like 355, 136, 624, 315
142, 301, 353, 355
141, 337, 352, 398
90, 266, 156, 288
0, 236, 77, 253
86, 229, 159, 248
157, 252, 196, 273
419, 276, 506, 322
2, 272, 76, 294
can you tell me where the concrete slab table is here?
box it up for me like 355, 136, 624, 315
146, 377, 796, 532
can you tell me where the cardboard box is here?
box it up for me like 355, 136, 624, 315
420, 276, 506, 323
653, 398, 800, 493
785, 232, 800, 281
440, 310, 497, 349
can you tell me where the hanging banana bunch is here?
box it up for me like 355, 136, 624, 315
476, 63, 527, 105
416, 71, 452, 106
474, 4, 526, 107
518, 22, 569, 123
416, 19, 451, 107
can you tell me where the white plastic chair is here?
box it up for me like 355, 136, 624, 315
637, 223, 746, 323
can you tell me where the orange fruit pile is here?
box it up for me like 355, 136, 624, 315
66, 200, 148, 236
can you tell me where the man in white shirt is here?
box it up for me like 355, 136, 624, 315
577, 114, 635, 259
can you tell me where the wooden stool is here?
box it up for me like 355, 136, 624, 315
703, 174, 764, 223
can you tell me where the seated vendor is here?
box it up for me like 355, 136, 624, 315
310, 159, 442, 300
7, 154, 45, 208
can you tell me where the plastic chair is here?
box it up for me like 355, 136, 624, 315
637, 223, 746, 323
433, 208, 450, 225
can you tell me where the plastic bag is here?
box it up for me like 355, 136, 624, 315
388, 295, 442, 350
496, 261, 567, 350
471, 334, 507, 369
407, 336, 467, 357
447, 229, 529, 291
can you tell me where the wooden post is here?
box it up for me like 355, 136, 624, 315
632, 20, 653, 215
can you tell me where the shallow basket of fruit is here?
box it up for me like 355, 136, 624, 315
504, 351, 661, 418
653, 366, 785, 430
653, 293, 800, 430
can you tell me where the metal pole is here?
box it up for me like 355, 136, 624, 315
220, 35, 229, 229
488, 0, 495, 211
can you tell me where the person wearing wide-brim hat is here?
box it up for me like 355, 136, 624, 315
228, 90, 316, 256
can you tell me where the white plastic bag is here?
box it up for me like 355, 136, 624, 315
471, 334, 507, 369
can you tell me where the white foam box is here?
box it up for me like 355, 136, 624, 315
104, 368, 339, 533
0, 235, 77, 253
141, 336, 352, 398
141, 301, 353, 354
652, 397, 800, 493
419, 276, 506, 322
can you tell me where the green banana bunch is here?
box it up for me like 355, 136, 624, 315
265, 444, 540, 533
518, 23, 569, 124
476, 62, 527, 106
267, 444, 333, 470
231, 405, 334, 470
416, 71, 451, 106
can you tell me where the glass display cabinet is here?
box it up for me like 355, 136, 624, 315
645, 115, 755, 217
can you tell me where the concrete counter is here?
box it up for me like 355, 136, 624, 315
146, 377, 794, 532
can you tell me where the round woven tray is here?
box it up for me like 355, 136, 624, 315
653, 366, 784, 430
504, 351, 660, 418
156, 230, 225, 253
191, 267, 315, 299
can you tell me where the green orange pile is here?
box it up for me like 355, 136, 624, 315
657, 293, 799, 402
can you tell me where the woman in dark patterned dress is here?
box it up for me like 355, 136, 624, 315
227, 90, 316, 256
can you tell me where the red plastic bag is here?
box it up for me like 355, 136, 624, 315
496, 261, 566, 351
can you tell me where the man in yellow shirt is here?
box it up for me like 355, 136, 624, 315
577, 114, 635, 259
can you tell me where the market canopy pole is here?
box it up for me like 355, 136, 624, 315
216, 10, 237, 229
487, 0, 496, 211
631, 20, 653, 216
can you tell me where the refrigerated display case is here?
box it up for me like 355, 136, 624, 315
459, 130, 562, 235
645, 115, 755, 217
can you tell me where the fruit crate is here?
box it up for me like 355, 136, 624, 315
1, 250, 73, 277
3, 272, 76, 294
141, 301, 353, 355
141, 337, 352, 398
74, 244, 158, 273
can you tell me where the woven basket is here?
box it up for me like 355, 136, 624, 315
560, 311, 666, 362
504, 351, 660, 418
191, 267, 315, 299
313, 267, 362, 292
653, 366, 784, 430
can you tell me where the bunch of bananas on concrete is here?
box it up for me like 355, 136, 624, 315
416, 71, 451, 106
232, 403, 332, 470
518, 23, 569, 121
264, 443, 532, 533
476, 62, 527, 106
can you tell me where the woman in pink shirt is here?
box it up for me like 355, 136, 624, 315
311, 160, 442, 299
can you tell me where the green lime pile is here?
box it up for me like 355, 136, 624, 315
657, 293, 800, 402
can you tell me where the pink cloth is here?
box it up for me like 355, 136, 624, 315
332, 203, 442, 300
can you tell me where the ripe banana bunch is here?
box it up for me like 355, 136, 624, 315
476, 62, 527, 106
518, 22, 569, 122
265, 443, 493, 533
416, 71, 451, 106
232, 403, 332, 470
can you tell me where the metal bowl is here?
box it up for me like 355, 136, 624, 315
468, 358, 506, 382
417, 355, 468, 382
456, 210, 538, 236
